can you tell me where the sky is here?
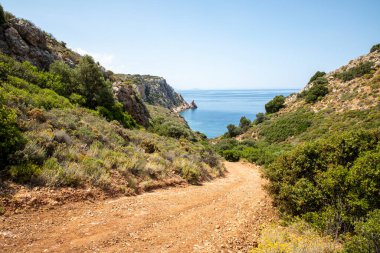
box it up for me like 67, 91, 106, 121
2, 0, 380, 90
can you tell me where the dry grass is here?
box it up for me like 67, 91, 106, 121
251, 221, 341, 253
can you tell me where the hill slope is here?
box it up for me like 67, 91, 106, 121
214, 45, 380, 252
0, 10, 223, 214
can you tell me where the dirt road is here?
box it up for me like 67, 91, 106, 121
0, 162, 275, 253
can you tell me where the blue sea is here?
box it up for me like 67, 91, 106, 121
179, 89, 298, 138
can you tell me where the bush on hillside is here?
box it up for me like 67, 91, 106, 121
370, 43, 380, 53
239, 116, 251, 132
308, 71, 326, 84
344, 209, 380, 253
254, 112, 266, 124
226, 124, 242, 138
97, 102, 138, 129
265, 95, 285, 114
265, 129, 380, 237
335, 61, 374, 82
0, 53, 138, 129
304, 82, 329, 103
222, 150, 240, 162
49, 60, 82, 97
0, 104, 26, 169
150, 117, 191, 139
260, 109, 314, 142
76, 55, 114, 109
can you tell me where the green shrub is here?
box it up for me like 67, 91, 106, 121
222, 150, 240, 162
308, 71, 326, 84
9, 163, 41, 183
69, 93, 86, 105
49, 60, 81, 96
181, 164, 201, 184
240, 142, 287, 166
370, 43, 380, 53
265, 95, 285, 114
239, 116, 251, 132
225, 124, 242, 137
344, 209, 380, 253
304, 82, 329, 103
97, 102, 138, 129
0, 104, 26, 169
335, 61, 374, 82
77, 55, 114, 109
260, 109, 314, 142
254, 112, 266, 124
265, 129, 380, 236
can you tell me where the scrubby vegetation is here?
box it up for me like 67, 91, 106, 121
265, 95, 285, 114
252, 221, 340, 253
335, 61, 374, 82
148, 105, 195, 140
301, 76, 329, 103
308, 71, 326, 84
0, 103, 25, 169
223, 116, 252, 138
266, 130, 380, 234
0, 52, 223, 201
215, 46, 380, 251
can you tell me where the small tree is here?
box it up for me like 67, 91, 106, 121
50, 60, 81, 96
0, 5, 6, 25
305, 83, 329, 103
254, 112, 265, 124
239, 116, 251, 132
265, 95, 285, 114
308, 71, 326, 84
226, 124, 241, 138
76, 55, 114, 109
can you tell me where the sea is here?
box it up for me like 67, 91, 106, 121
179, 89, 298, 138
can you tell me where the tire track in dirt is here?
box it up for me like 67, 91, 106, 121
0, 162, 276, 253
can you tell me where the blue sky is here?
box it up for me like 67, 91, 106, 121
2, 0, 380, 89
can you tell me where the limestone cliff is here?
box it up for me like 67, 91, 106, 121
114, 74, 196, 112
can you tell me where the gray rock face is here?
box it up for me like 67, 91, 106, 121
115, 74, 189, 110
4, 26, 29, 55
113, 81, 151, 127
0, 18, 79, 69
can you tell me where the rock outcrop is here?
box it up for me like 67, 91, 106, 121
112, 81, 150, 127
172, 100, 197, 113
0, 18, 80, 69
114, 74, 192, 111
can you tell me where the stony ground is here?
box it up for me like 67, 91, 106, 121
0, 162, 276, 253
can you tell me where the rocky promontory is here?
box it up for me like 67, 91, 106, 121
114, 74, 194, 112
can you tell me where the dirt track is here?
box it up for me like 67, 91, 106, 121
0, 162, 275, 253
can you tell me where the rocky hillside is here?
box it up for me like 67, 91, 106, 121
214, 45, 380, 252
114, 74, 196, 111
0, 15, 80, 69
0, 8, 223, 215
0, 14, 194, 128
283, 49, 380, 114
